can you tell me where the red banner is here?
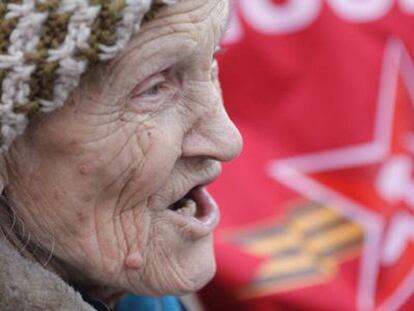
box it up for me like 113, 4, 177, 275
200, 1, 414, 310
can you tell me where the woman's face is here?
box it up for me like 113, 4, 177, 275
6, 0, 241, 297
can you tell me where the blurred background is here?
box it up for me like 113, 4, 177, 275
197, 1, 414, 310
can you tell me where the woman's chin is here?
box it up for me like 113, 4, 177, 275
178, 238, 217, 293
168, 260, 217, 296
192, 257, 217, 292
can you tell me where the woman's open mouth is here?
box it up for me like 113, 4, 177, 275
169, 189, 198, 217
167, 186, 220, 238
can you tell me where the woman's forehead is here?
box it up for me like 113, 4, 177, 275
130, 0, 230, 49
106, 0, 229, 87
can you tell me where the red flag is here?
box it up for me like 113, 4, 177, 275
200, 2, 414, 310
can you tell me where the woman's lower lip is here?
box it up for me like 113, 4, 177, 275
193, 186, 220, 226
168, 187, 220, 239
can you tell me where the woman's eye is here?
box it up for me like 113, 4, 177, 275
131, 74, 166, 99
142, 83, 162, 96
128, 72, 174, 113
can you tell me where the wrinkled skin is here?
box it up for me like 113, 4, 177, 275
3, 0, 242, 301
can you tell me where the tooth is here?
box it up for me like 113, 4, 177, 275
177, 199, 197, 217
187, 200, 197, 217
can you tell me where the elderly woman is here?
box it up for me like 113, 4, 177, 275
0, 0, 242, 310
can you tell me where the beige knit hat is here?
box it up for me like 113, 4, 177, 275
0, 0, 178, 151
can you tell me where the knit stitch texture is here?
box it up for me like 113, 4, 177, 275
0, 0, 177, 151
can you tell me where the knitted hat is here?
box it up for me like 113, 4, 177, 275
0, 0, 178, 151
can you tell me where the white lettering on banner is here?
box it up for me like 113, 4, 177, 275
328, 0, 394, 22
400, 0, 414, 13
238, 0, 322, 35
223, 0, 414, 44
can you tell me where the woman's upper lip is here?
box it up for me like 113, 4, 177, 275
168, 164, 222, 208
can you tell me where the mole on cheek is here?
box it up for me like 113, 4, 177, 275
76, 210, 88, 224
135, 127, 153, 155
78, 164, 89, 175
125, 251, 143, 270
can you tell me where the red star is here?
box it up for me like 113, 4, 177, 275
269, 38, 414, 311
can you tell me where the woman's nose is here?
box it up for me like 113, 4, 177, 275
182, 95, 243, 162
